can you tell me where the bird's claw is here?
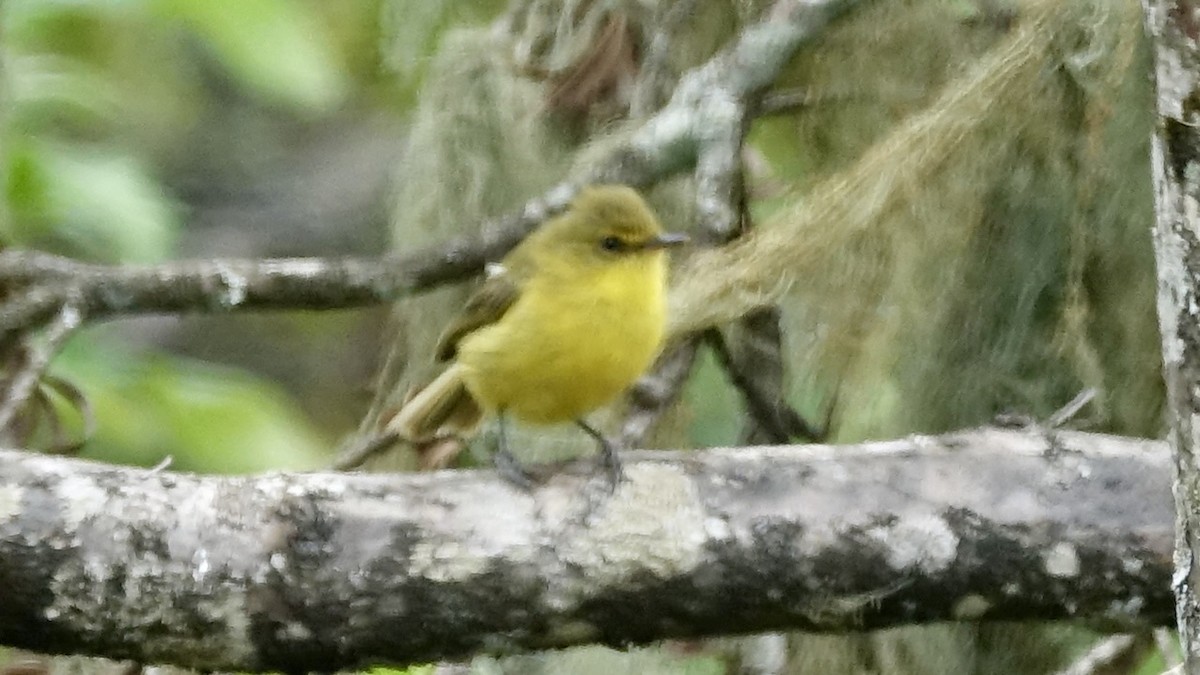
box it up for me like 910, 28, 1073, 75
493, 446, 536, 491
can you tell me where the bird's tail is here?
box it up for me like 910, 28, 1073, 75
385, 364, 483, 443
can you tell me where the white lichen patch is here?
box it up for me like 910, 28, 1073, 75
866, 513, 958, 575
704, 516, 731, 541
408, 539, 491, 583
556, 463, 707, 584
57, 475, 110, 529
952, 594, 992, 619
1043, 542, 1080, 578
0, 484, 23, 524
279, 620, 313, 642
1106, 595, 1144, 619
214, 264, 248, 306
1154, 216, 1191, 368
399, 480, 541, 584
261, 259, 327, 277
193, 548, 212, 582
1191, 413, 1200, 470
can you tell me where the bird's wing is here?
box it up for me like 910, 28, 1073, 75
434, 263, 523, 361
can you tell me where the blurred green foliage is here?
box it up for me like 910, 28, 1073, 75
6, 142, 177, 261
2, 0, 357, 260
55, 332, 330, 472
1133, 650, 1167, 675
0, 0, 388, 472
380, 0, 510, 104
158, 0, 348, 111
684, 348, 739, 447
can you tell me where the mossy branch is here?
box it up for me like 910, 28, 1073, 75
665, 0, 1065, 338
0, 428, 1174, 671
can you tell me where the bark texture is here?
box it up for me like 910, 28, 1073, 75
1144, 0, 1200, 670
0, 428, 1173, 671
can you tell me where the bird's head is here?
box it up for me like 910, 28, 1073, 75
538, 185, 689, 265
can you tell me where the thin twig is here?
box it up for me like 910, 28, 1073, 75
705, 324, 824, 442
0, 300, 83, 434
618, 340, 701, 448
1046, 388, 1096, 428
700, 179, 815, 444
148, 456, 174, 474
37, 374, 95, 455
706, 326, 790, 443
1051, 634, 1137, 675
0, 185, 575, 341
696, 178, 821, 444
757, 87, 824, 115
755, 85, 923, 117
330, 429, 402, 471
0, 286, 73, 350
0, 250, 89, 281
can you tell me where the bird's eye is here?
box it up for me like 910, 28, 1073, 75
600, 236, 624, 252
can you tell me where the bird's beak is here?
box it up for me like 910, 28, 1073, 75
644, 232, 690, 249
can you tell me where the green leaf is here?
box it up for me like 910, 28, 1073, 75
55, 339, 330, 474
5, 53, 120, 131
3, 0, 152, 45
153, 0, 348, 111
685, 347, 740, 448
7, 141, 178, 262
5, 139, 53, 224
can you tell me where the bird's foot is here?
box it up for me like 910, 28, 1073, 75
597, 437, 625, 492
576, 419, 625, 491
493, 446, 536, 491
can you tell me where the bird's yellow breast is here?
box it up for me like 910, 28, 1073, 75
456, 253, 667, 424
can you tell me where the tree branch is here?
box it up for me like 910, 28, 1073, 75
0, 0, 864, 344
0, 300, 82, 433
618, 340, 701, 448
0, 428, 1173, 671
0, 197, 566, 340
705, 320, 824, 443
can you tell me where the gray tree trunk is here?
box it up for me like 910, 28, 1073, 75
1143, 0, 1200, 670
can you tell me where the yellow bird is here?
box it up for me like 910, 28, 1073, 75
387, 185, 687, 485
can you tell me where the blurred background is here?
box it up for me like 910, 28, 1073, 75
1, 0, 509, 472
